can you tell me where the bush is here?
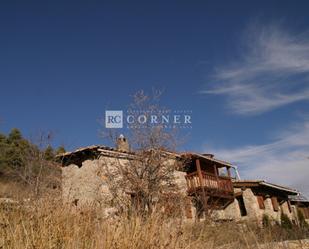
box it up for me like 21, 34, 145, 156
298, 209, 309, 230
262, 214, 270, 227
281, 213, 293, 230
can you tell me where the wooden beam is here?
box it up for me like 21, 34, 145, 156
213, 164, 219, 181
196, 159, 203, 186
227, 167, 231, 177
196, 159, 208, 215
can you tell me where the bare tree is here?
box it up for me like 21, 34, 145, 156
101, 90, 185, 216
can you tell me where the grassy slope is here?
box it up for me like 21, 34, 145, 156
1, 197, 309, 249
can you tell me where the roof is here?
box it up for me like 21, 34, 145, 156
57, 145, 134, 158
57, 145, 229, 165
289, 194, 309, 203
56, 145, 181, 167
181, 152, 232, 168
233, 180, 299, 195
56, 145, 136, 166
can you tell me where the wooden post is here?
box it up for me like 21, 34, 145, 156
196, 159, 203, 186
213, 164, 219, 180
227, 167, 231, 177
196, 159, 208, 217
213, 164, 222, 192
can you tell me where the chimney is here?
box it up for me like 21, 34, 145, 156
116, 134, 130, 152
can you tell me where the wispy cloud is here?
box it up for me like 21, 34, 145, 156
202, 23, 309, 115
206, 120, 309, 196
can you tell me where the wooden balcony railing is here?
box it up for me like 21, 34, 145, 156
185, 171, 234, 195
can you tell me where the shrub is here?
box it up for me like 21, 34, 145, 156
262, 214, 270, 227
281, 213, 293, 230
298, 209, 309, 230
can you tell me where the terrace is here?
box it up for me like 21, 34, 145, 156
181, 153, 234, 209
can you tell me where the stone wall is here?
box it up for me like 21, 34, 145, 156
62, 159, 109, 206
212, 188, 298, 225
62, 156, 132, 206
212, 199, 241, 221
62, 155, 299, 225
62, 154, 187, 208
173, 170, 187, 195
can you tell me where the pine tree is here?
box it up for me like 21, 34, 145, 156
0, 128, 60, 192
7, 128, 22, 143
56, 146, 66, 155
44, 145, 55, 161
3, 128, 33, 172
0, 133, 8, 173
0, 133, 6, 143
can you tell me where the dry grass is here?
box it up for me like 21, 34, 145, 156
0, 181, 29, 199
0, 198, 309, 249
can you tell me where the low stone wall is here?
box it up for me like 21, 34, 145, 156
212, 199, 241, 221
212, 188, 298, 225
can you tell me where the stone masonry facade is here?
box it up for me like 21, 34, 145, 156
60, 145, 305, 225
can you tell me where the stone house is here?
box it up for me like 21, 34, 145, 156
57, 136, 306, 225
289, 195, 309, 223
213, 180, 299, 225
176, 152, 300, 225
58, 136, 187, 209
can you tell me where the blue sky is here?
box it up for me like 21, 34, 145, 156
1, 1, 309, 194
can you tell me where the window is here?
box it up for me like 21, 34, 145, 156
271, 197, 279, 211
257, 196, 265, 209
236, 196, 247, 216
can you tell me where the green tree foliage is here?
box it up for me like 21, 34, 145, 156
281, 213, 293, 230
4, 129, 33, 171
0, 133, 8, 174
0, 128, 58, 179
0, 128, 62, 196
0, 133, 6, 142
55, 146, 66, 155
44, 145, 55, 161
262, 214, 271, 227
7, 128, 22, 143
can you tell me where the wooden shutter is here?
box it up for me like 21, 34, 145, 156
257, 196, 265, 209
271, 197, 279, 211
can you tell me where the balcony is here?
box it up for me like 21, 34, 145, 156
185, 171, 234, 197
